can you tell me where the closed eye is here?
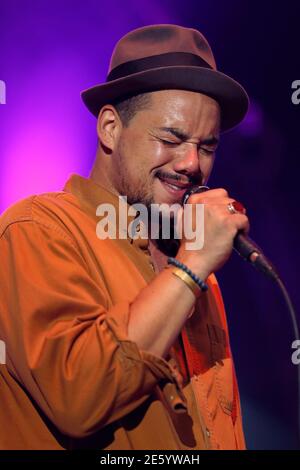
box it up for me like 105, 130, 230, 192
159, 138, 179, 146
159, 138, 217, 154
200, 147, 216, 156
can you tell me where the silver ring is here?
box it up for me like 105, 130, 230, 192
227, 200, 246, 215
227, 202, 237, 214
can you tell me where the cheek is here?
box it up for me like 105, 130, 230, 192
129, 140, 173, 176
146, 141, 175, 170
201, 157, 215, 180
118, 131, 173, 175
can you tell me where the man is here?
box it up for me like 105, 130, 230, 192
0, 24, 249, 449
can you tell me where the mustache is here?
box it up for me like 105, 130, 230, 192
155, 169, 203, 186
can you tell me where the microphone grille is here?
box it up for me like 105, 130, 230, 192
182, 185, 210, 205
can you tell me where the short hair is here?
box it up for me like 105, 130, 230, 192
113, 92, 152, 127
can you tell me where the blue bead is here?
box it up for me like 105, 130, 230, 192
167, 257, 208, 292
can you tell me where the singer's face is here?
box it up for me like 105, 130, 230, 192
111, 89, 220, 207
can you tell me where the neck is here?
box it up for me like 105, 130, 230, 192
89, 153, 119, 197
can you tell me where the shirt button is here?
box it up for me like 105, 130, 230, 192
206, 428, 211, 438
149, 261, 155, 271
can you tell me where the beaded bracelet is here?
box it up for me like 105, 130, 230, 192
167, 257, 208, 292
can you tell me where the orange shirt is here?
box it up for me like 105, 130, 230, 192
0, 174, 245, 450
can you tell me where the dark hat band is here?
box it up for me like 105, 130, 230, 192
106, 52, 213, 82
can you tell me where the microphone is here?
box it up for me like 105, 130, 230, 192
182, 186, 279, 280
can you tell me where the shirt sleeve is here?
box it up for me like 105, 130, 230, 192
0, 218, 180, 438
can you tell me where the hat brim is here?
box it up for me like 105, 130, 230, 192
81, 66, 249, 132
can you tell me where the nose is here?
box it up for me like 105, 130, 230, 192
172, 144, 200, 176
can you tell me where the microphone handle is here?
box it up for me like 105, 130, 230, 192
182, 186, 279, 280
233, 231, 278, 280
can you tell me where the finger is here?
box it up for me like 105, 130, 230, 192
225, 214, 250, 235
190, 196, 237, 206
187, 187, 228, 203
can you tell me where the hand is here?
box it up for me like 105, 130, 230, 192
176, 188, 249, 278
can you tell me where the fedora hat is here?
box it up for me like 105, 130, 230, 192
81, 24, 249, 132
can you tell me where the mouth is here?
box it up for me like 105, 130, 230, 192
156, 175, 192, 200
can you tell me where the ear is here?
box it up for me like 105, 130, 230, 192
96, 105, 122, 152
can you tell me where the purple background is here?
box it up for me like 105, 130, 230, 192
1, 0, 300, 449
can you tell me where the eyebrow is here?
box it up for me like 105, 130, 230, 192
157, 127, 220, 146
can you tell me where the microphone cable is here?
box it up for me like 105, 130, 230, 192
182, 185, 300, 445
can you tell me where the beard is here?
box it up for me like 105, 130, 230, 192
113, 143, 155, 208
119, 170, 154, 208
113, 145, 180, 256
117, 169, 180, 255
